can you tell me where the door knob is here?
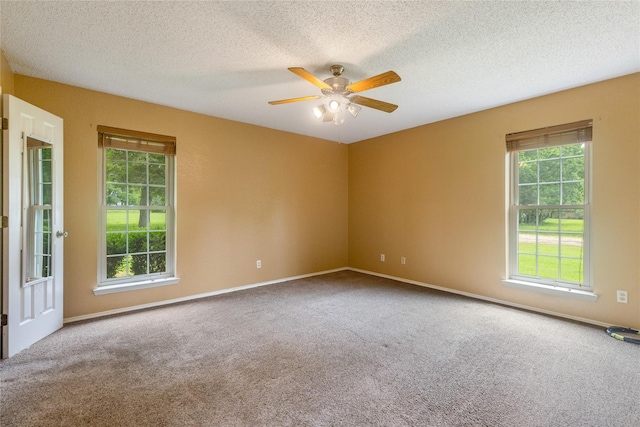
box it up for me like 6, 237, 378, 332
56, 231, 68, 238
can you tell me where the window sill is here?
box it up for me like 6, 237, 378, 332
502, 279, 597, 302
93, 277, 180, 296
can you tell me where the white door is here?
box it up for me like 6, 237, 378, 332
2, 95, 64, 358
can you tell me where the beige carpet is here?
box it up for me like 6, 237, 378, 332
1, 270, 638, 426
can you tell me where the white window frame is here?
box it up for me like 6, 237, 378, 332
94, 126, 179, 295
503, 120, 595, 301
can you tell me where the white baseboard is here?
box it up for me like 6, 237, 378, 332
348, 268, 611, 328
65, 266, 610, 328
64, 267, 349, 324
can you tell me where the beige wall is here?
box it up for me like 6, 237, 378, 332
1, 49, 15, 96
11, 70, 640, 328
349, 73, 640, 328
14, 75, 349, 318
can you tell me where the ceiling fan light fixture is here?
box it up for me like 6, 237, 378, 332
333, 112, 344, 125
328, 99, 341, 112
346, 103, 361, 118
312, 105, 326, 119
322, 110, 335, 122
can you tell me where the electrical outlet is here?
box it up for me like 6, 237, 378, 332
616, 290, 627, 304
256, 260, 261, 269
380, 254, 385, 262
401, 257, 406, 265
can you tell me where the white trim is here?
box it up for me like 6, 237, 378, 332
72, 267, 606, 328
348, 268, 608, 328
93, 276, 180, 296
67, 267, 348, 323
502, 279, 597, 302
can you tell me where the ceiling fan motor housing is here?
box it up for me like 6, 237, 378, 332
321, 76, 351, 96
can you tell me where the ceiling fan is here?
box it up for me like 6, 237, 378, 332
268, 65, 401, 124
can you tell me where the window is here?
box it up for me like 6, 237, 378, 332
505, 120, 592, 294
96, 126, 178, 294
26, 136, 53, 283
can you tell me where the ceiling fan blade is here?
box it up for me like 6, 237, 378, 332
268, 95, 322, 105
346, 71, 401, 93
350, 95, 398, 113
288, 67, 333, 90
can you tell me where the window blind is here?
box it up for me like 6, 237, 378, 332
506, 119, 592, 153
97, 125, 176, 156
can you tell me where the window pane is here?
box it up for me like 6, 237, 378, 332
106, 255, 126, 279
562, 156, 584, 182
42, 208, 51, 231
106, 210, 127, 232
518, 162, 537, 184
561, 258, 583, 283
539, 209, 558, 224
539, 158, 560, 183
538, 146, 560, 160
560, 238, 583, 257
42, 163, 52, 184
518, 254, 537, 276
40, 159, 52, 205
538, 255, 559, 279
562, 143, 584, 157
516, 207, 566, 282
539, 183, 560, 205
518, 232, 534, 253
127, 185, 144, 206
560, 210, 583, 234
518, 150, 537, 162
538, 210, 559, 228
107, 148, 126, 162
151, 210, 166, 230
148, 153, 165, 165
123, 257, 134, 277
138, 210, 151, 231
562, 182, 584, 205
128, 151, 147, 163
42, 254, 51, 278
42, 159, 52, 182
106, 160, 126, 183
28, 208, 52, 280
129, 162, 147, 185
106, 233, 127, 255
41, 147, 51, 160
128, 232, 147, 253
149, 231, 166, 251
131, 254, 148, 276
149, 164, 165, 185
106, 183, 127, 206
149, 253, 166, 274
519, 184, 537, 205
537, 234, 559, 256
42, 183, 52, 205
127, 210, 146, 231
518, 209, 538, 227
149, 186, 166, 206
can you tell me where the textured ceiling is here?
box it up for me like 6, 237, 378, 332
1, 1, 639, 143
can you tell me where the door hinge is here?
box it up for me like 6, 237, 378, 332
1, 216, 7, 228
1, 118, 7, 130
1, 314, 7, 327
